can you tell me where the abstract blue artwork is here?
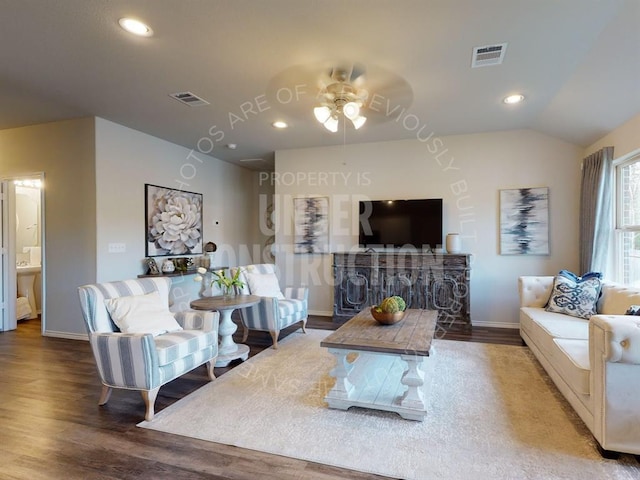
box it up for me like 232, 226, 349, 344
294, 197, 329, 254
499, 187, 549, 255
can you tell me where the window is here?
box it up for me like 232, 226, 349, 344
614, 152, 640, 285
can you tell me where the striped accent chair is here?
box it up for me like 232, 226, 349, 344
231, 264, 307, 348
77, 277, 219, 421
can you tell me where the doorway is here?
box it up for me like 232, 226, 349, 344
0, 173, 45, 333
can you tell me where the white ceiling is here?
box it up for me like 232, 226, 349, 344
1, 0, 639, 171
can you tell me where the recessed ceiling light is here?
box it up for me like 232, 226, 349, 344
503, 94, 525, 104
118, 18, 153, 37
227, 143, 237, 149
272, 121, 288, 129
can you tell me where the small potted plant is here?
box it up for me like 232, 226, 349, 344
194, 267, 244, 297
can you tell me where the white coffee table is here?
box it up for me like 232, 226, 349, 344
321, 309, 437, 421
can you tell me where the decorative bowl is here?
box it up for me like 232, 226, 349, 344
370, 307, 406, 325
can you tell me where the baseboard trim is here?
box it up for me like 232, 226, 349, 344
307, 313, 521, 328
471, 321, 519, 329
43, 330, 88, 341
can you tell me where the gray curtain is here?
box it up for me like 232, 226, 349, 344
579, 146, 614, 274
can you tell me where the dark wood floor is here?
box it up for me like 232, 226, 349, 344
0, 316, 522, 479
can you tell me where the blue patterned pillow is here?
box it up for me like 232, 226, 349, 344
626, 305, 640, 316
545, 271, 603, 319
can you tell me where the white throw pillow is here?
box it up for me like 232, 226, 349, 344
245, 272, 285, 299
104, 291, 183, 336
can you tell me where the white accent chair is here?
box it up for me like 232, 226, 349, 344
231, 264, 308, 348
77, 277, 219, 421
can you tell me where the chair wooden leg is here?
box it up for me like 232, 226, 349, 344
141, 387, 160, 421
301, 319, 307, 334
270, 330, 279, 349
242, 325, 249, 343
206, 360, 216, 380
98, 385, 112, 405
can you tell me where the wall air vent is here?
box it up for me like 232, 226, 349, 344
169, 91, 210, 106
471, 43, 508, 68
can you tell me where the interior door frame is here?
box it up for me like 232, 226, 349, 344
0, 173, 45, 333
1, 179, 17, 331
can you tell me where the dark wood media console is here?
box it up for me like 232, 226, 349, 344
332, 251, 471, 329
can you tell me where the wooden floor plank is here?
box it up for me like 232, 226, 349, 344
0, 316, 522, 479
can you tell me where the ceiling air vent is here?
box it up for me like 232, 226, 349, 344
471, 43, 507, 68
169, 91, 210, 107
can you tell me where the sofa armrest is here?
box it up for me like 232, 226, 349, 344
590, 315, 640, 364
239, 297, 279, 332
518, 276, 555, 308
284, 287, 308, 301
174, 310, 219, 334
89, 332, 159, 390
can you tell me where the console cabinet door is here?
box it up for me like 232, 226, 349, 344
333, 252, 471, 328
334, 266, 371, 319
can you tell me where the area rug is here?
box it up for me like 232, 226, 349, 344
139, 330, 639, 479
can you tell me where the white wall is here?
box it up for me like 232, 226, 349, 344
95, 118, 260, 311
274, 129, 583, 327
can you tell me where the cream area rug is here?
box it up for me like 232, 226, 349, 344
139, 330, 639, 479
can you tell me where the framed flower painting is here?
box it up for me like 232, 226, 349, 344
145, 184, 203, 256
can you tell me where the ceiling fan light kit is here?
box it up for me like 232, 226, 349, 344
314, 69, 368, 132
313, 106, 332, 124
323, 116, 340, 133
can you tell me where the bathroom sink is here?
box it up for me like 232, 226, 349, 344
17, 264, 40, 320
17, 265, 41, 274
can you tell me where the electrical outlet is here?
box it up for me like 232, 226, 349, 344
108, 242, 126, 253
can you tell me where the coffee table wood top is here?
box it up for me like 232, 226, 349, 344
321, 308, 437, 356
190, 294, 260, 311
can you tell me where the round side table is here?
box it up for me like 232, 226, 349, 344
190, 294, 260, 367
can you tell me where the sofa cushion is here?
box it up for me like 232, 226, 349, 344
154, 330, 217, 366
546, 271, 602, 319
552, 338, 591, 395
278, 298, 306, 318
521, 307, 590, 340
598, 283, 640, 315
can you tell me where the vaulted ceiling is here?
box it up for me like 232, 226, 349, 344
1, 0, 638, 170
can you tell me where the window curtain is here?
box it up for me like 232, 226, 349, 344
579, 146, 614, 274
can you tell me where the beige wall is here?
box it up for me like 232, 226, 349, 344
585, 112, 640, 159
0, 117, 96, 336
95, 118, 263, 311
1, 116, 265, 336
275, 129, 583, 327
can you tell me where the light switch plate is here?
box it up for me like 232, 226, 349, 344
108, 242, 126, 253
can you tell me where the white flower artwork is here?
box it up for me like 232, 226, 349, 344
145, 184, 203, 256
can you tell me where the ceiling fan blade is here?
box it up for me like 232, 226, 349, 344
266, 62, 413, 126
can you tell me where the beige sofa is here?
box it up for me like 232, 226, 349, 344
519, 276, 640, 456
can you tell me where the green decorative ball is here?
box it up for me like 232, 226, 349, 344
380, 297, 400, 313
393, 296, 407, 311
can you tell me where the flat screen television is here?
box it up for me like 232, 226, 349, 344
358, 198, 443, 250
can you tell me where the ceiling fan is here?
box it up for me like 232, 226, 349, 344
313, 66, 369, 132
266, 62, 413, 132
